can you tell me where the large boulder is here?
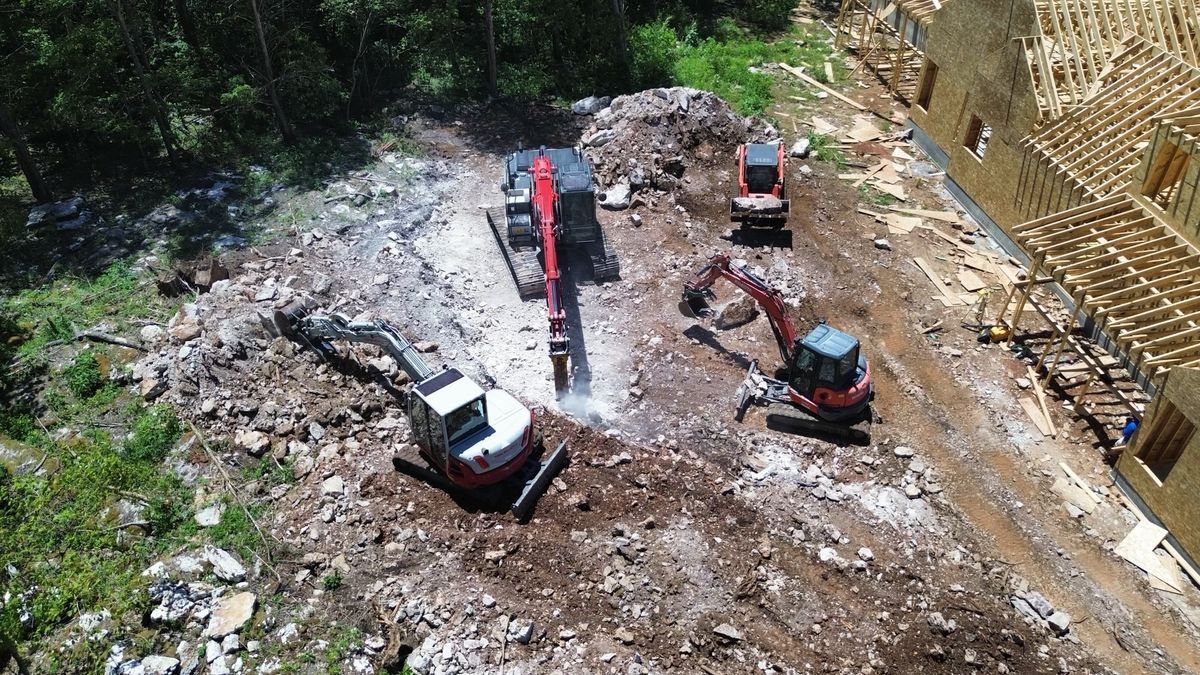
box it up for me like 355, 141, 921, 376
203, 545, 246, 582
572, 95, 611, 115
714, 295, 759, 330
598, 181, 631, 210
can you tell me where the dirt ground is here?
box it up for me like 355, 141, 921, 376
117, 74, 1200, 675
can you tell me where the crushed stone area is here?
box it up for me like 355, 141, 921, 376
87, 88, 1200, 675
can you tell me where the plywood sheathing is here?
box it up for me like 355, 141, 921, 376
1011, 193, 1200, 382
1022, 0, 1200, 122
835, 0, 955, 100
1016, 39, 1200, 221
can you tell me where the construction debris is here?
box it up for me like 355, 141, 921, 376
583, 87, 776, 195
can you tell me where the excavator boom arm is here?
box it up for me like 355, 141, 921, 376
530, 153, 571, 390
683, 254, 799, 366
297, 314, 434, 382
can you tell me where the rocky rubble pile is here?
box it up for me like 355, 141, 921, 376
576, 88, 776, 209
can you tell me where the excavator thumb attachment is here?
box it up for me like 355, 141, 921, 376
734, 361, 762, 422
512, 440, 568, 521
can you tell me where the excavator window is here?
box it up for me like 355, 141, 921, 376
410, 396, 432, 448
817, 354, 837, 385
427, 407, 449, 465
446, 397, 488, 447
790, 347, 817, 396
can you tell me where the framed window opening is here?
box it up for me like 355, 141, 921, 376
964, 114, 991, 159
917, 61, 938, 110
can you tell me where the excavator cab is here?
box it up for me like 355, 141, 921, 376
787, 324, 870, 420
744, 143, 783, 195
407, 367, 535, 489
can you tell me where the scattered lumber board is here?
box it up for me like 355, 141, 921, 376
1019, 397, 1053, 436
913, 257, 960, 304
869, 182, 906, 200
778, 62, 868, 111
1057, 462, 1098, 508
886, 214, 920, 233
1115, 521, 1183, 593
958, 270, 986, 292
1029, 366, 1058, 437
888, 206, 961, 223
1051, 477, 1096, 514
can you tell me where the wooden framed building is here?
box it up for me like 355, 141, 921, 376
834, 0, 953, 101
1016, 43, 1200, 223
906, 0, 1200, 235
1116, 367, 1200, 568
1011, 194, 1200, 383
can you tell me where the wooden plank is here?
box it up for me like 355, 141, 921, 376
869, 181, 906, 200
1115, 521, 1183, 593
852, 162, 886, 187
1051, 477, 1096, 514
958, 270, 987, 292
1162, 539, 1200, 589
1028, 365, 1058, 437
824, 61, 835, 82
778, 62, 868, 111
1019, 397, 1053, 436
884, 214, 920, 233
914, 256, 959, 304
1057, 461, 1098, 508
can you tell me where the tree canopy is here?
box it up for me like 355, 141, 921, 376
0, 0, 795, 199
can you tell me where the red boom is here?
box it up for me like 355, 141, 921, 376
530, 154, 571, 391
683, 254, 799, 366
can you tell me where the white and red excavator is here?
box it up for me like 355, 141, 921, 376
265, 301, 566, 520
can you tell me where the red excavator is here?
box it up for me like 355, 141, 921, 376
730, 143, 790, 227
683, 254, 873, 442
487, 147, 619, 394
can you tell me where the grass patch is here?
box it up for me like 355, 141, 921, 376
124, 404, 183, 463
323, 626, 360, 674
857, 184, 899, 207
62, 352, 105, 399
632, 20, 841, 117
0, 406, 189, 670
321, 573, 343, 591
1, 261, 169, 365
806, 132, 846, 167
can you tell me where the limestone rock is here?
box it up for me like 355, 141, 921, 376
203, 592, 257, 638
714, 295, 759, 330
203, 545, 246, 582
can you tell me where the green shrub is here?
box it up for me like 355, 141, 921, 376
807, 131, 846, 166
629, 19, 679, 90
124, 404, 182, 462
322, 573, 343, 591
740, 0, 796, 30
208, 498, 265, 560
675, 38, 777, 116
63, 352, 105, 399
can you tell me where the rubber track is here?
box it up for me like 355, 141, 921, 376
486, 207, 546, 299
588, 231, 621, 282
762, 402, 871, 444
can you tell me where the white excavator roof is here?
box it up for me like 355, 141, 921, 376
414, 368, 486, 415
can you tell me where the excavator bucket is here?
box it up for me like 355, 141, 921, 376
730, 197, 790, 220
511, 440, 569, 521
